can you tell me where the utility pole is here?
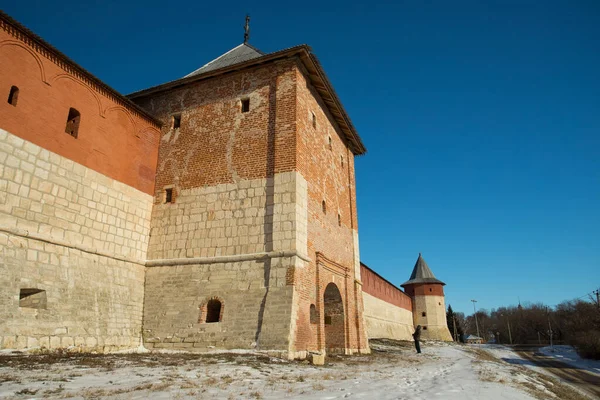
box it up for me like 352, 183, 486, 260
547, 306, 553, 349
594, 289, 600, 309
453, 315, 458, 342
471, 299, 480, 338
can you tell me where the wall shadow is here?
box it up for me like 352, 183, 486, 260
254, 78, 277, 348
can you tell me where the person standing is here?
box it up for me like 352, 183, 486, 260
413, 325, 422, 354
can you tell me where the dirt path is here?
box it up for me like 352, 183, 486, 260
516, 347, 600, 399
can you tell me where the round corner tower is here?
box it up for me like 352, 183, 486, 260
401, 253, 453, 341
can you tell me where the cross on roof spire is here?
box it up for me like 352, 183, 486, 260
244, 15, 250, 43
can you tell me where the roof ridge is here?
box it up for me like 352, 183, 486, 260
243, 42, 265, 55
184, 43, 246, 78
183, 43, 265, 78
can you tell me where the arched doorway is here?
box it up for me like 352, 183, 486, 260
323, 283, 345, 353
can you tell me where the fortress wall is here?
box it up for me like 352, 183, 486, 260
0, 129, 152, 351
360, 263, 414, 340
362, 293, 414, 340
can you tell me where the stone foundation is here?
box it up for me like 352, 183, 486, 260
143, 255, 297, 352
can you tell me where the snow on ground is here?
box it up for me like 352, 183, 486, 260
0, 341, 584, 400
539, 345, 600, 376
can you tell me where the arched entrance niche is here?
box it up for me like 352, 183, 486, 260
323, 282, 345, 353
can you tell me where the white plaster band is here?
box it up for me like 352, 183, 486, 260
0, 225, 145, 265
146, 250, 311, 267
0, 225, 311, 267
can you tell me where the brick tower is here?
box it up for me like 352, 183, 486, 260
401, 254, 452, 341
128, 39, 369, 358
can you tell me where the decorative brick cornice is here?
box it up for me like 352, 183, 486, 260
0, 10, 162, 128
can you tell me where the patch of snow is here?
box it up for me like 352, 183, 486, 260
539, 345, 600, 376
0, 343, 564, 399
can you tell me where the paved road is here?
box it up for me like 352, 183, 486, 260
514, 346, 600, 399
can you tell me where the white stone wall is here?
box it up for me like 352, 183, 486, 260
148, 171, 307, 260
412, 295, 453, 341
0, 128, 153, 351
362, 292, 414, 341
144, 171, 308, 354
0, 129, 153, 262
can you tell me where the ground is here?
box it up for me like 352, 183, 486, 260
0, 340, 592, 399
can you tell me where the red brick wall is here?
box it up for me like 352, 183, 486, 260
292, 67, 367, 353
403, 283, 445, 297
131, 60, 297, 200
361, 263, 412, 311
0, 27, 160, 195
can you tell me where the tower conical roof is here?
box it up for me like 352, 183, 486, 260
184, 43, 265, 78
401, 253, 445, 287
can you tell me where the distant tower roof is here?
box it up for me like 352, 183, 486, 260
401, 253, 446, 287
184, 43, 265, 78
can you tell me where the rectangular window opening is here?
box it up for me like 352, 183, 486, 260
241, 99, 250, 113
172, 114, 181, 129
65, 107, 81, 138
8, 86, 19, 106
19, 288, 47, 309
165, 188, 173, 203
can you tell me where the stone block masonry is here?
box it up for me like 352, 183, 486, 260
148, 172, 308, 261
362, 293, 414, 341
144, 171, 308, 354
0, 128, 152, 351
143, 256, 296, 351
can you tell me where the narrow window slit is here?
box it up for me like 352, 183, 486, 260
165, 188, 173, 203
172, 114, 181, 129
65, 108, 80, 138
19, 288, 47, 309
8, 86, 19, 106
241, 99, 250, 113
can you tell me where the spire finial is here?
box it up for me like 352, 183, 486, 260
419, 252, 422, 257
244, 14, 250, 43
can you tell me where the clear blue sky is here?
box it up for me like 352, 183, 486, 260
4, 1, 598, 315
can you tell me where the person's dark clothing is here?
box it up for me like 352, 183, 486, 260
414, 339, 421, 353
413, 325, 422, 354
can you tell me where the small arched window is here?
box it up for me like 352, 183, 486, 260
7, 86, 19, 106
65, 108, 81, 138
322, 200, 326, 214
310, 304, 318, 324
341, 155, 344, 167
328, 136, 332, 149
338, 213, 341, 227
205, 299, 222, 323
